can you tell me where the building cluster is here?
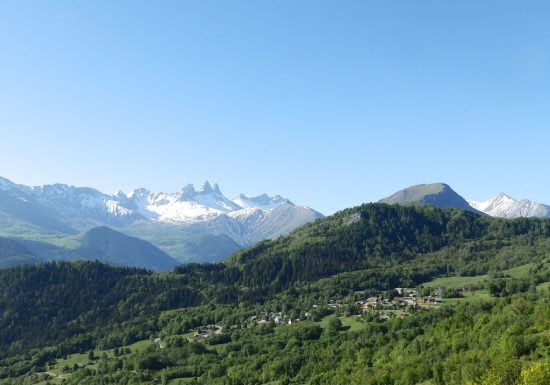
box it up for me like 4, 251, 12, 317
250, 311, 301, 325
192, 325, 222, 340
192, 286, 452, 342
354, 287, 446, 311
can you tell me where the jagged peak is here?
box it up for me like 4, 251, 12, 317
213, 183, 221, 194
493, 192, 515, 201
198, 181, 213, 193
181, 184, 196, 194
232, 193, 294, 210
127, 188, 152, 198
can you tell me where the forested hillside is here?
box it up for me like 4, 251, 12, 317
0, 203, 549, 384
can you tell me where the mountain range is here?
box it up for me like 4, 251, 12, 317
2, 176, 550, 271
379, 183, 550, 219
468, 193, 550, 218
0, 176, 323, 268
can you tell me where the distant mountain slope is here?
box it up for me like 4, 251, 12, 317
379, 183, 483, 214
120, 222, 242, 264
182, 234, 243, 263
0, 237, 41, 269
186, 203, 324, 246
17, 227, 180, 271
468, 193, 550, 218
0, 176, 323, 263
232, 193, 293, 210
0, 188, 77, 234
78, 227, 180, 271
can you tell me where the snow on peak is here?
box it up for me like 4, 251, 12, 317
468, 193, 550, 218
0, 176, 17, 191
127, 188, 151, 198
198, 181, 213, 193
195, 181, 222, 195
122, 185, 297, 223
468, 193, 516, 212
124, 183, 242, 223
0, 176, 310, 225
233, 193, 293, 210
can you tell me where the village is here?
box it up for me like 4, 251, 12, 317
354, 287, 446, 310
190, 286, 462, 342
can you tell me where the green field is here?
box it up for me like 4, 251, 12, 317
443, 290, 492, 304
319, 314, 365, 331
46, 337, 160, 382
504, 262, 537, 278
421, 261, 550, 289
421, 274, 487, 289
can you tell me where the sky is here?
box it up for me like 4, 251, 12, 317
1, 1, 550, 214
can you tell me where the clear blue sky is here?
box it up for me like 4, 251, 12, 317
1, 1, 550, 214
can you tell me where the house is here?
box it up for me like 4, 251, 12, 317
422, 296, 445, 304
328, 299, 343, 309
398, 297, 416, 307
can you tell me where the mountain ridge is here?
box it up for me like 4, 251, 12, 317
378, 183, 484, 215
468, 193, 550, 218
15, 226, 180, 271
0, 176, 323, 263
0, 237, 42, 269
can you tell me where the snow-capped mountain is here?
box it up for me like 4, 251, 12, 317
0, 177, 143, 228
189, 203, 323, 246
0, 177, 313, 226
0, 176, 323, 263
232, 194, 293, 210
467, 193, 550, 218
121, 182, 243, 223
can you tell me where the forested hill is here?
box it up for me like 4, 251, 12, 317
218, 203, 550, 288
2, 204, 549, 352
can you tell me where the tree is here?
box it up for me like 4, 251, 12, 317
519, 360, 550, 385
327, 317, 343, 335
